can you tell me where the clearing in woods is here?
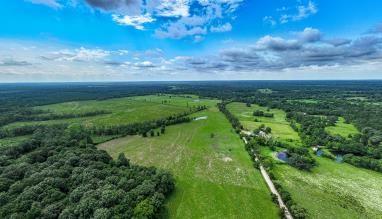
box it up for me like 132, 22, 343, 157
227, 102, 301, 146
228, 102, 382, 218
98, 106, 280, 218
325, 117, 359, 138
3, 94, 216, 129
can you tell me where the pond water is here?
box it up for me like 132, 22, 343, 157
277, 151, 288, 162
316, 149, 323, 157
335, 154, 343, 163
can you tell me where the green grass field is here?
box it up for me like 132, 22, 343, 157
325, 117, 359, 138
272, 155, 382, 218
0, 135, 30, 149
3, 94, 217, 129
227, 102, 301, 146
287, 99, 319, 104
229, 102, 382, 218
98, 106, 280, 218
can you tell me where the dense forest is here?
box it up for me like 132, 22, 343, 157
0, 125, 174, 218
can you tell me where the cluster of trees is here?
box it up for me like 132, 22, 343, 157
250, 131, 317, 171
286, 112, 332, 146
253, 110, 274, 118
342, 154, 382, 172
217, 102, 242, 132
286, 147, 317, 171
0, 108, 45, 128
284, 111, 382, 172
325, 127, 382, 172
0, 124, 50, 139
0, 125, 174, 218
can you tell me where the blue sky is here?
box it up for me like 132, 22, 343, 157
1, 0, 382, 81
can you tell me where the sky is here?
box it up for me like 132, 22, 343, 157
0, 0, 382, 82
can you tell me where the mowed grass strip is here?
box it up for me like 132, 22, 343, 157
325, 117, 359, 138
98, 107, 279, 219
229, 102, 382, 218
227, 102, 301, 146
4, 95, 215, 129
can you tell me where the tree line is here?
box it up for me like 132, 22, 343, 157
0, 106, 208, 140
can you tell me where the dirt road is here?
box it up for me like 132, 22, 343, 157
242, 136, 293, 219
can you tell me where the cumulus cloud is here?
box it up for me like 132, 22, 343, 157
297, 27, 322, 42
2, 26, 382, 81
134, 61, 156, 68
155, 0, 190, 17
84, 0, 242, 39
85, 0, 142, 14
112, 14, 155, 30
25, 0, 62, 9
256, 36, 301, 51
155, 22, 207, 39
324, 38, 351, 47
180, 27, 382, 73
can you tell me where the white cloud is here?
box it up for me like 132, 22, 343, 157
155, 22, 207, 39
2, 33, 382, 82
47, 47, 111, 62
135, 61, 156, 68
297, 27, 322, 42
210, 23, 232, 33
155, 0, 190, 17
194, 35, 204, 43
295, 1, 318, 21
256, 36, 301, 51
280, 1, 318, 24
263, 16, 276, 26
85, 0, 242, 39
112, 14, 155, 30
265, 1, 318, 25
25, 0, 62, 9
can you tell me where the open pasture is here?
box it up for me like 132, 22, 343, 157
98, 106, 279, 218
3, 94, 215, 129
229, 102, 382, 218
272, 155, 382, 218
227, 102, 301, 146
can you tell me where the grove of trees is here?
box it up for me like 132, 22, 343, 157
0, 125, 174, 218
